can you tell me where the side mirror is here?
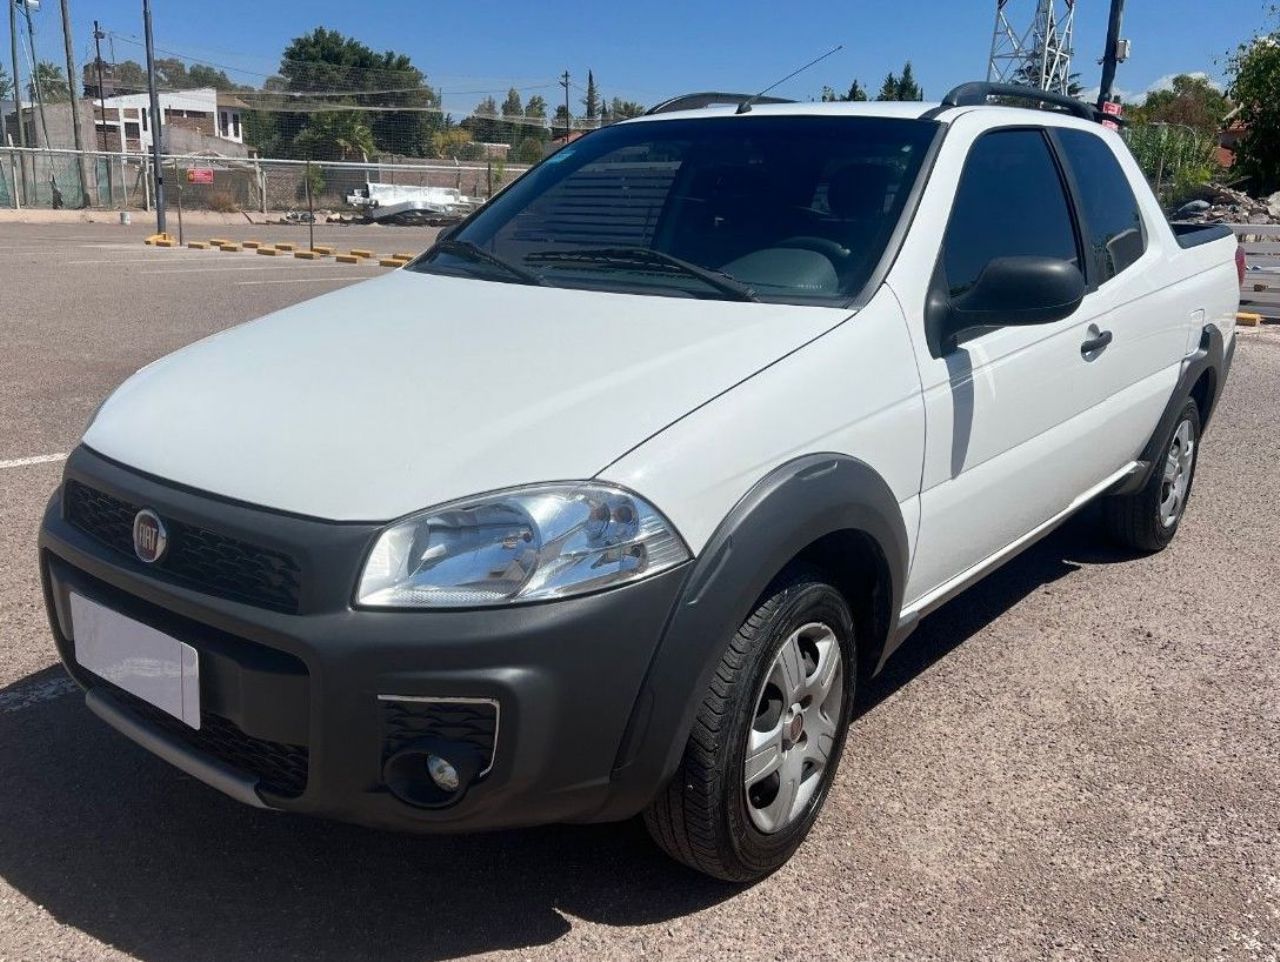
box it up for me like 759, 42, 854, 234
940, 256, 1085, 351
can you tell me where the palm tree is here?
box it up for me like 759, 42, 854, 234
29, 62, 70, 103
293, 110, 375, 161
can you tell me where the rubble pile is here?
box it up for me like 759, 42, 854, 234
1173, 184, 1280, 225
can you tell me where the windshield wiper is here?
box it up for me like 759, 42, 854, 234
427, 239, 545, 286
525, 247, 759, 302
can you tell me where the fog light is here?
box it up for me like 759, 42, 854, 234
427, 754, 459, 791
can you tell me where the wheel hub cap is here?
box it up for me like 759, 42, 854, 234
1159, 418, 1196, 528
743, 622, 844, 835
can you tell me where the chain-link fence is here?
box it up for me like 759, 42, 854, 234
0, 147, 531, 217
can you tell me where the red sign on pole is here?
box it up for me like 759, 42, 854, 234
186, 168, 215, 185
1099, 100, 1123, 131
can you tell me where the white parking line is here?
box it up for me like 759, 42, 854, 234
235, 276, 370, 285
0, 453, 68, 469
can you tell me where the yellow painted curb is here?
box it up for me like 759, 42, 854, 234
378, 258, 409, 268
256, 246, 282, 256
187, 241, 211, 249
153, 238, 176, 248
275, 242, 297, 252
393, 252, 417, 261
294, 250, 325, 260
209, 238, 231, 246
217, 243, 242, 252
311, 245, 336, 255
349, 248, 374, 258
335, 254, 362, 264
144, 232, 173, 246
243, 240, 263, 249
1237, 312, 1263, 327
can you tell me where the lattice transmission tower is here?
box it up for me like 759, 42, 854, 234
987, 0, 1077, 95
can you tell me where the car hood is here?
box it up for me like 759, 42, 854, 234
84, 271, 851, 521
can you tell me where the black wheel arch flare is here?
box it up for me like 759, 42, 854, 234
599, 453, 910, 820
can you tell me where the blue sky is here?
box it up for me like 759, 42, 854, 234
14, 0, 1277, 115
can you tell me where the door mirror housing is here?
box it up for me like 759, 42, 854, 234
932, 256, 1085, 354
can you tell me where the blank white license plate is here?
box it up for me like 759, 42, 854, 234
70, 592, 201, 729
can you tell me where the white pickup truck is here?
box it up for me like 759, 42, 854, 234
40, 83, 1241, 881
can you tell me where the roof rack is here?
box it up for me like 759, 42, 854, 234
934, 82, 1114, 125
644, 92, 794, 116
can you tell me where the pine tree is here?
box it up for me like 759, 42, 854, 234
583, 69, 599, 120
501, 87, 523, 118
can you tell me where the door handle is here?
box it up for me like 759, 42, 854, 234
1081, 329, 1113, 356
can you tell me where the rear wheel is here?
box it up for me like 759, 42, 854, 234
643, 567, 856, 881
1103, 398, 1201, 552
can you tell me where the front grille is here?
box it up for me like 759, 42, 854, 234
382, 699, 498, 776
104, 682, 309, 798
65, 480, 302, 613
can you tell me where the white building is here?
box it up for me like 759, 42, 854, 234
95, 88, 246, 153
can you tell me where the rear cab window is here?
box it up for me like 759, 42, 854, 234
1054, 128, 1147, 283
411, 115, 940, 305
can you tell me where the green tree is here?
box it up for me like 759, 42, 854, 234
292, 110, 375, 160
1230, 31, 1280, 192
501, 87, 523, 118
110, 60, 149, 94
154, 57, 190, 89
513, 136, 545, 163
187, 64, 239, 90
525, 94, 548, 119
30, 62, 70, 103
609, 97, 645, 119
583, 69, 599, 120
554, 102, 571, 135
1124, 123, 1219, 206
1130, 74, 1230, 137
278, 28, 441, 157
0, 63, 11, 100
822, 79, 868, 102
876, 62, 923, 101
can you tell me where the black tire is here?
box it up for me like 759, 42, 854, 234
1103, 398, 1201, 552
643, 566, 856, 882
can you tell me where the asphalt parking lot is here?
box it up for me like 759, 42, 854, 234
1, 222, 1277, 962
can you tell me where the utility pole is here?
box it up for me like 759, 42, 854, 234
559, 70, 570, 141
8, 0, 29, 202
142, 0, 165, 234
22, 1, 53, 153
1097, 0, 1128, 110
92, 21, 106, 151
59, 0, 89, 205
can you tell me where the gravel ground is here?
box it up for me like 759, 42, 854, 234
0, 224, 1277, 962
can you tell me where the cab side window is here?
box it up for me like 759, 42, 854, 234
942, 130, 1079, 298
1055, 128, 1147, 283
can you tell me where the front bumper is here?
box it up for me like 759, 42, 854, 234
39, 447, 688, 832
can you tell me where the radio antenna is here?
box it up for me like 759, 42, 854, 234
736, 44, 845, 114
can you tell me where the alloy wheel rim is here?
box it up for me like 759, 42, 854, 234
1159, 418, 1196, 528
743, 622, 843, 834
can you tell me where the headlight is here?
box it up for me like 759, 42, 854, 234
355, 483, 690, 608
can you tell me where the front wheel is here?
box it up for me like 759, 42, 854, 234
1103, 398, 1201, 552
643, 567, 856, 881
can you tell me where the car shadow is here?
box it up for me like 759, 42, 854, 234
861, 506, 1140, 714
0, 511, 1139, 962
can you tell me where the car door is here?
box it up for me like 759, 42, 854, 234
1049, 127, 1188, 463
889, 124, 1130, 610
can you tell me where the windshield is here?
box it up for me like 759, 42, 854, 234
409, 115, 939, 304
